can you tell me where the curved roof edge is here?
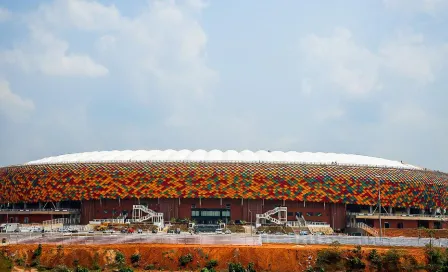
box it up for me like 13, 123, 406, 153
23, 149, 422, 170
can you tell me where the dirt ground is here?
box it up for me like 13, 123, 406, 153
1, 243, 430, 272
383, 228, 448, 238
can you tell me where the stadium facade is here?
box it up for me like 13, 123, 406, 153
0, 150, 447, 232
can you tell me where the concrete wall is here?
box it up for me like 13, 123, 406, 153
79, 198, 345, 228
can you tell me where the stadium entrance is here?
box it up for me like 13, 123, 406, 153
191, 208, 230, 224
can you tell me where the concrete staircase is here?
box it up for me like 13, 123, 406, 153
130, 205, 164, 229
355, 222, 379, 237
256, 207, 288, 227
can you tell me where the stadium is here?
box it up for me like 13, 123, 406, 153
0, 149, 447, 235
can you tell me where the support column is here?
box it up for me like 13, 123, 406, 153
369, 206, 373, 213
388, 207, 392, 214
406, 207, 411, 215
420, 209, 425, 215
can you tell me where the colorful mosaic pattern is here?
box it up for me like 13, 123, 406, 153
0, 163, 447, 209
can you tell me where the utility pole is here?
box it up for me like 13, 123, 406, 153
248, 210, 253, 236
377, 177, 382, 238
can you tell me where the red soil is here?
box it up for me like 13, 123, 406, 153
384, 228, 448, 238
1, 243, 429, 272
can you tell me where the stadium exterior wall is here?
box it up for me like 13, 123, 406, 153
1, 161, 447, 230
1, 162, 447, 208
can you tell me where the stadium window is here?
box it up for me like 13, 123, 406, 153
192, 210, 199, 216
200, 210, 221, 217
397, 222, 403, 229
222, 211, 230, 217
226, 204, 231, 209
287, 212, 293, 216
191, 204, 196, 208
315, 212, 322, 217
103, 210, 108, 214
306, 212, 313, 216
385, 222, 390, 229
24, 217, 29, 223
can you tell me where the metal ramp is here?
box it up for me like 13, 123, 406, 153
256, 207, 288, 227
130, 205, 164, 229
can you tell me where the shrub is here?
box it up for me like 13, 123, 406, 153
118, 267, 134, 272
130, 253, 140, 266
144, 263, 155, 270
382, 249, 401, 272
92, 252, 100, 270
75, 267, 90, 272
247, 262, 256, 272
315, 246, 344, 271
228, 262, 246, 272
179, 253, 193, 267
0, 252, 13, 272
53, 265, 72, 272
401, 254, 421, 272
346, 256, 366, 272
115, 251, 126, 266
33, 244, 43, 259
425, 244, 447, 272
367, 249, 383, 271
30, 259, 40, 267
15, 257, 25, 266
206, 259, 218, 269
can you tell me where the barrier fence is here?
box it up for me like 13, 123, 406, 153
1, 233, 447, 247
0, 233, 262, 246
261, 235, 448, 247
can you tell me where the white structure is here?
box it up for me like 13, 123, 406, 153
26, 149, 419, 169
130, 205, 164, 229
256, 207, 288, 227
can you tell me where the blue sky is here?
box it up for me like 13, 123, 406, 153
0, 0, 447, 171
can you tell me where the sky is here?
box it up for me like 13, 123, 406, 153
0, 0, 447, 171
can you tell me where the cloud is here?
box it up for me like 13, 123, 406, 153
0, 7, 11, 22
380, 31, 447, 84
383, 0, 448, 15
0, 79, 34, 121
31, 0, 217, 97
1, 26, 108, 77
300, 27, 380, 95
301, 27, 448, 96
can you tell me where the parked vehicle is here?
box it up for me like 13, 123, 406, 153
299, 231, 309, 236
215, 228, 223, 234
137, 229, 143, 234
225, 229, 232, 234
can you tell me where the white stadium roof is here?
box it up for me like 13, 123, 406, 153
25, 150, 421, 169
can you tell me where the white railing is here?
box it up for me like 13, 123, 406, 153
307, 222, 331, 227
43, 218, 70, 225
350, 222, 379, 237
256, 207, 288, 227
349, 212, 448, 219
90, 219, 125, 224
0, 208, 80, 213
131, 205, 164, 229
